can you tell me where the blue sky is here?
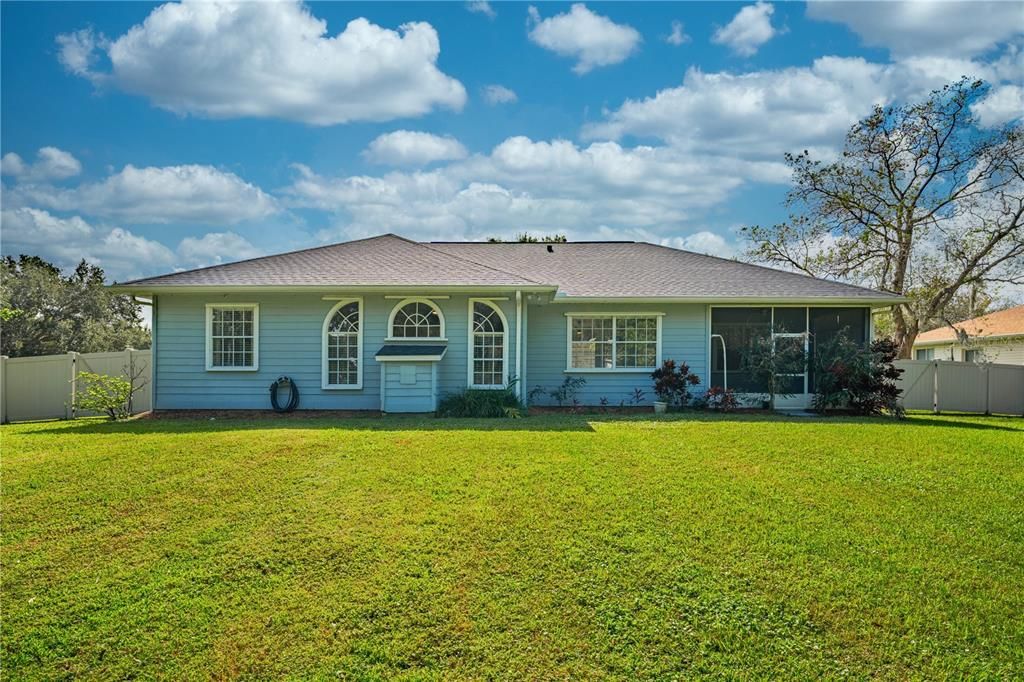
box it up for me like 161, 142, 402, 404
2, 0, 1022, 283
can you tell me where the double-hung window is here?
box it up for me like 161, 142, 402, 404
206, 304, 258, 370
568, 314, 661, 371
323, 299, 362, 389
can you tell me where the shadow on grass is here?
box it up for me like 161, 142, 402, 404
17, 409, 1022, 436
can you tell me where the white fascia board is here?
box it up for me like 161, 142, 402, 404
552, 295, 905, 307
109, 284, 557, 295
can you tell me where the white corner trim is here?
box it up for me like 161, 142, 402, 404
516, 290, 523, 401
205, 303, 259, 372
321, 297, 364, 390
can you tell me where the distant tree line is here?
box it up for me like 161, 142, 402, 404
487, 233, 568, 243
1, 255, 150, 358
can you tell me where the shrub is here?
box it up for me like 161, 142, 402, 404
437, 382, 523, 418
703, 386, 739, 412
529, 376, 586, 407
74, 372, 133, 421
740, 335, 807, 409
650, 359, 701, 407
813, 333, 905, 418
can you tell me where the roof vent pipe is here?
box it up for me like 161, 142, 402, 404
546, 244, 554, 253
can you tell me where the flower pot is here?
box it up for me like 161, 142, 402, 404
653, 401, 668, 414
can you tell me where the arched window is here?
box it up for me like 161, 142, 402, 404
322, 299, 362, 388
469, 299, 508, 388
389, 298, 445, 339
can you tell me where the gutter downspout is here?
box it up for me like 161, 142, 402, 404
516, 290, 523, 403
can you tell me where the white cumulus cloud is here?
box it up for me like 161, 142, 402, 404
0, 207, 176, 280
482, 84, 518, 105
177, 231, 263, 267
363, 131, 469, 166
465, 1, 496, 19
665, 20, 690, 46
972, 84, 1024, 127
527, 4, 642, 74
661, 231, 737, 258
712, 1, 779, 57
583, 54, 1020, 163
0, 207, 273, 280
807, 0, 1024, 57
1, 147, 82, 182
283, 135, 787, 248
7, 164, 278, 225
56, 0, 466, 125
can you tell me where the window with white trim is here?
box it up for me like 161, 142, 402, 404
569, 315, 659, 370
323, 300, 361, 388
390, 299, 444, 339
470, 300, 507, 387
206, 304, 258, 370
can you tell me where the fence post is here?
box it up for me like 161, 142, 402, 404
0, 355, 8, 424
124, 348, 134, 415
984, 364, 991, 416
66, 351, 78, 420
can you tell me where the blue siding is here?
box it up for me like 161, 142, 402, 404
154, 293, 519, 410
382, 362, 435, 413
525, 303, 708, 406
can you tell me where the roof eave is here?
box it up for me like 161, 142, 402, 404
549, 295, 906, 307
109, 283, 558, 295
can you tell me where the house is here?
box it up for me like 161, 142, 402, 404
912, 305, 1024, 365
112, 234, 903, 412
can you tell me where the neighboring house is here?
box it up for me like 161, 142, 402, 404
112, 234, 902, 412
912, 305, 1024, 365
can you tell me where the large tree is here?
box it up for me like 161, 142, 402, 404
743, 79, 1023, 356
0, 256, 150, 358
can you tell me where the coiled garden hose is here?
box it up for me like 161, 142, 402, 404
269, 376, 300, 413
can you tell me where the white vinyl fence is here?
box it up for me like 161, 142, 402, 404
894, 360, 1024, 416
0, 349, 151, 423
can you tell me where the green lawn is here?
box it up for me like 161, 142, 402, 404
2, 413, 1022, 679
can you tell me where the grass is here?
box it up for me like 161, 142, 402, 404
2, 412, 1022, 679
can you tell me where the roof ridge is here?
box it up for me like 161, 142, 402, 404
414, 240, 550, 286
115, 233, 403, 285
640, 241, 898, 296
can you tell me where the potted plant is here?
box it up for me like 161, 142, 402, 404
650, 359, 701, 413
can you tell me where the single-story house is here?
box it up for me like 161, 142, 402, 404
913, 305, 1024, 365
113, 234, 903, 412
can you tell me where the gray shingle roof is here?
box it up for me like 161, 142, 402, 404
116, 233, 901, 302
117, 234, 543, 288
429, 241, 900, 300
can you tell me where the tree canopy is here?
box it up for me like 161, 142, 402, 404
743, 78, 1023, 356
487, 233, 568, 243
0, 255, 150, 358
